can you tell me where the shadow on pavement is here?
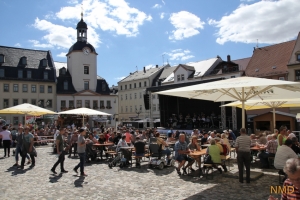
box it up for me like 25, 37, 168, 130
49, 173, 63, 183
74, 176, 86, 187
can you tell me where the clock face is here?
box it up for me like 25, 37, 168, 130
83, 48, 90, 55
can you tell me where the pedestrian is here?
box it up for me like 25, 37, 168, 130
73, 127, 87, 176
0, 125, 12, 157
51, 127, 68, 174
18, 126, 35, 169
13, 127, 31, 167
235, 128, 251, 183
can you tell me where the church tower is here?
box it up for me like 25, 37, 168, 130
66, 11, 98, 92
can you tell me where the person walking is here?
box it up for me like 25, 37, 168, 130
235, 128, 251, 183
18, 126, 35, 169
73, 127, 87, 176
0, 125, 12, 157
13, 127, 31, 167
51, 128, 68, 174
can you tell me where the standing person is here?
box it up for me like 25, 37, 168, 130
277, 126, 287, 148
69, 131, 78, 157
0, 125, 12, 157
13, 127, 31, 167
73, 127, 87, 176
51, 128, 68, 174
19, 126, 35, 169
235, 128, 251, 183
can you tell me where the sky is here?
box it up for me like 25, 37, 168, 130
1, 0, 300, 86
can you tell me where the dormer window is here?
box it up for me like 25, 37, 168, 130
181, 74, 185, 81
61, 68, 66, 75
21, 56, 27, 66
0, 69, 4, 77
18, 70, 23, 78
63, 81, 68, 90
42, 59, 47, 67
177, 75, 180, 81
44, 71, 48, 79
27, 71, 31, 78
102, 82, 106, 91
0, 54, 5, 63
297, 54, 300, 61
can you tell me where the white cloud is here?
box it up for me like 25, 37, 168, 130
57, 52, 67, 57
29, 39, 53, 48
169, 11, 205, 40
210, 0, 300, 44
144, 64, 154, 70
164, 49, 194, 61
160, 13, 165, 19
32, 0, 151, 49
115, 76, 126, 80
152, 4, 162, 9
14, 43, 21, 47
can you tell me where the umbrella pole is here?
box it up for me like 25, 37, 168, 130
83, 115, 84, 127
273, 108, 276, 131
242, 87, 245, 128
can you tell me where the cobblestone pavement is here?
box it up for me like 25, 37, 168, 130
0, 146, 281, 200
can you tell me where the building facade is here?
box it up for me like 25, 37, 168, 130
0, 46, 56, 126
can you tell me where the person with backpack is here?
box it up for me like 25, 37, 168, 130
215, 137, 228, 172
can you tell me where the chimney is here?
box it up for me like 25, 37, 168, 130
143, 66, 146, 73
156, 64, 158, 68
227, 55, 231, 62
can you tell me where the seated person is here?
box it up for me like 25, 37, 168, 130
221, 133, 231, 151
134, 136, 145, 167
215, 137, 228, 172
274, 139, 298, 181
116, 135, 131, 164
174, 134, 195, 175
188, 136, 201, 169
259, 134, 277, 168
291, 137, 300, 154
258, 132, 267, 145
228, 129, 236, 141
205, 139, 223, 174
89, 133, 98, 144
155, 133, 172, 164
97, 134, 106, 160
250, 134, 257, 147
108, 132, 115, 143
201, 132, 209, 145
207, 132, 215, 142
113, 132, 122, 145
138, 130, 148, 141
191, 129, 199, 138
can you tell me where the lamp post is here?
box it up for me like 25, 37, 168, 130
135, 108, 142, 118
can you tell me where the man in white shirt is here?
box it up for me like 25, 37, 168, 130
274, 139, 298, 170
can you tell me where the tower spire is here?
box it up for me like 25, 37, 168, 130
81, 3, 83, 20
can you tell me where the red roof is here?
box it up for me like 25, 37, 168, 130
245, 40, 296, 77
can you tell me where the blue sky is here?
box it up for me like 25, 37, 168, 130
1, 0, 300, 86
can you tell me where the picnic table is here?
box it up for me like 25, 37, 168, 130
250, 146, 266, 151
93, 143, 114, 147
201, 144, 211, 148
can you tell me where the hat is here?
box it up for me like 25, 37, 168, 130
79, 127, 87, 133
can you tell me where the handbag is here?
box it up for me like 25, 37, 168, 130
30, 146, 37, 157
204, 154, 213, 164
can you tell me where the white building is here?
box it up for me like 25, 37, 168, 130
55, 15, 117, 128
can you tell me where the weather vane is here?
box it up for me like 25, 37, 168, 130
81, 3, 83, 19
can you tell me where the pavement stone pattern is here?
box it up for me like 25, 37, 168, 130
0, 146, 282, 200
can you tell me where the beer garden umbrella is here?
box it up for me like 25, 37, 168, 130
58, 107, 111, 125
221, 99, 300, 130
155, 76, 300, 128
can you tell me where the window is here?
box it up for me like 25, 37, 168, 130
125, 85, 127, 90
46, 100, 52, 107
126, 94, 127, 100
140, 92, 142, 99
295, 70, 300, 81
144, 81, 147, 87
84, 66, 89, 74
134, 93, 137, 99
93, 100, 98, 109
40, 85, 44, 93
69, 100, 74, 108
27, 71, 32, 78
85, 100, 90, 108
3, 84, 9, 92
21, 57, 27, 65
76, 100, 82, 108
153, 104, 156, 111
181, 74, 184, 81
0, 69, 4, 77
63, 81, 68, 90
126, 106, 128, 112
279, 77, 285, 80
121, 95, 123, 100
177, 75, 180, 81
121, 86, 123, 90
31, 99, 36, 105
18, 70, 23, 78
31, 85, 36, 93
130, 94, 132, 99
44, 71, 48, 79
22, 84, 28, 92
139, 82, 141, 87
61, 100, 66, 108
13, 117, 19, 126
130, 106, 132, 112
13, 84, 18, 92
84, 81, 89, 90
102, 82, 106, 91
22, 99, 27, 103
130, 84, 132, 89
48, 86, 52, 93
297, 54, 300, 61
3, 99, 9, 108
13, 99, 18, 106
0, 54, 4, 63
42, 59, 47, 67
107, 101, 111, 108
100, 100, 104, 108
152, 94, 155, 99
134, 83, 136, 88
61, 68, 66, 75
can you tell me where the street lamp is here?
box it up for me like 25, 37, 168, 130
135, 108, 142, 118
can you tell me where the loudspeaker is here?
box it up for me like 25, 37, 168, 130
143, 94, 150, 110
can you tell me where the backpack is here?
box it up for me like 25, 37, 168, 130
220, 144, 229, 155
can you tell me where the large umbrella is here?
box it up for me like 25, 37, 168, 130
222, 99, 300, 130
155, 76, 300, 128
58, 107, 111, 125
0, 103, 56, 126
